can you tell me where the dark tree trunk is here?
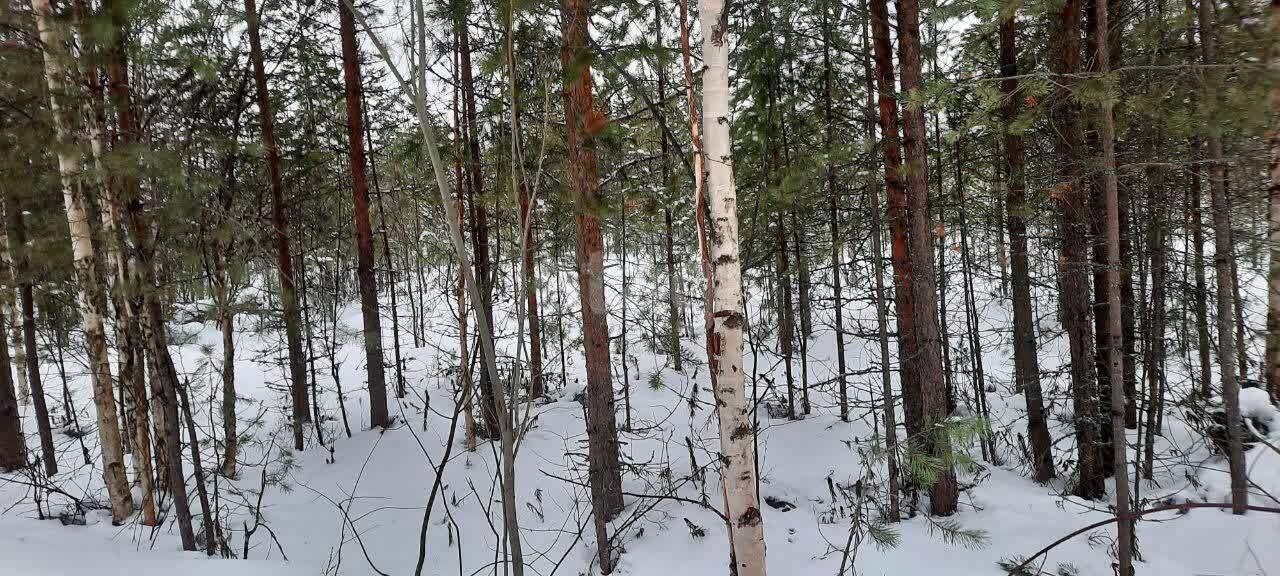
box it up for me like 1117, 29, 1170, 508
561, 0, 624, 538
1142, 156, 1168, 481
1195, 0, 1248, 514
1049, 0, 1105, 499
366, 93, 406, 400
3, 194, 53, 476
895, 0, 957, 516
868, 0, 921, 441
1000, 12, 1054, 482
245, 0, 309, 450
822, 0, 847, 422
775, 217, 797, 419
859, 0, 900, 520
178, 382, 216, 555
656, 3, 682, 373
459, 24, 499, 439
338, 0, 388, 429
0, 288, 21, 471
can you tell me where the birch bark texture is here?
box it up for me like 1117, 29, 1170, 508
699, 1, 766, 574
31, 0, 133, 524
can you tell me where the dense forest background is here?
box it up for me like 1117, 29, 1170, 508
0, 0, 1278, 574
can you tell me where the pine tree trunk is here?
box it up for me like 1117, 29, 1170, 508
822, 0, 847, 422
1048, 0, 1105, 499
1000, 11, 1054, 482
775, 218, 797, 419
895, 0, 957, 516
1142, 152, 1169, 480
448, 37, 475, 449
338, 0, 388, 429
1190, 152, 1213, 396
698, 1, 766, 572
1085, 0, 1116, 478
459, 24, 499, 439
868, 0, 922, 441
178, 382, 216, 555
364, 95, 406, 400
1195, 0, 1248, 514
507, 42, 543, 401
792, 213, 811, 415
1092, 0, 1135, 567
656, 7, 682, 372
859, 0, 901, 520
31, 0, 133, 523
211, 140, 239, 476
561, 2, 624, 562
955, 138, 996, 462
245, 0, 309, 451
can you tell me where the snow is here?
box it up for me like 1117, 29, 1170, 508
0, 516, 307, 576
1240, 387, 1278, 426
2, 249, 1279, 575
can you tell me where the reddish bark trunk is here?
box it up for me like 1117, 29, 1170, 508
338, 0, 389, 429
868, 0, 921, 440
245, 0, 309, 450
561, 0, 624, 548
895, 0, 956, 516
1049, 0, 1105, 499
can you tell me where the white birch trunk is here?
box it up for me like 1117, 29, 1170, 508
699, 1, 766, 574
31, 0, 133, 524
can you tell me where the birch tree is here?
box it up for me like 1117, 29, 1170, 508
30, 0, 133, 524
699, 0, 766, 572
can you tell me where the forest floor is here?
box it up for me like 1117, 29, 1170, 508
1, 260, 1278, 576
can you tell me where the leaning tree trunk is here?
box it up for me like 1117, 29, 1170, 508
561, 1, 624, 570
1196, 0, 1247, 514
338, 0, 389, 429
895, 0, 956, 516
1000, 9, 1054, 482
31, 0, 133, 523
245, 0, 309, 450
698, 0, 767, 573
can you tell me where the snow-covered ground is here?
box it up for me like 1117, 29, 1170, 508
1, 250, 1278, 576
